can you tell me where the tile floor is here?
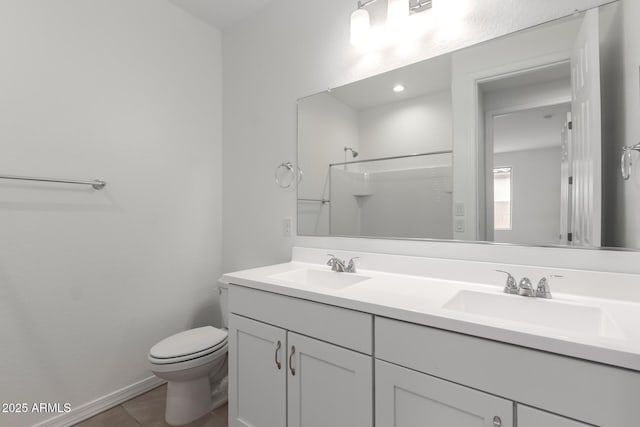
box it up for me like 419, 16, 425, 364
72, 385, 228, 427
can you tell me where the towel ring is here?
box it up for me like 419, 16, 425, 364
621, 143, 640, 181
275, 162, 303, 189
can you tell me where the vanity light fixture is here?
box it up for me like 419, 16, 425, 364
350, 5, 371, 46
393, 84, 405, 92
350, 0, 433, 46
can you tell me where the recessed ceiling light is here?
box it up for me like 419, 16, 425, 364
393, 84, 405, 92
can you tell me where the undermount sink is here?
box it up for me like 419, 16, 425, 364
443, 290, 624, 339
270, 268, 371, 290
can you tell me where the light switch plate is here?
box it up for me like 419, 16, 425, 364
455, 219, 465, 233
282, 217, 292, 237
455, 202, 465, 216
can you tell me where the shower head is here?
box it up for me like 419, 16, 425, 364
344, 147, 359, 158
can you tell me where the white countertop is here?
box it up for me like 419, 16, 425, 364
222, 258, 640, 372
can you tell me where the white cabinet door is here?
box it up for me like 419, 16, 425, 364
518, 405, 590, 427
228, 314, 287, 427
287, 332, 373, 427
376, 359, 513, 427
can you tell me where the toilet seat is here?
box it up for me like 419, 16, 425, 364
149, 342, 228, 374
149, 326, 228, 365
149, 339, 227, 365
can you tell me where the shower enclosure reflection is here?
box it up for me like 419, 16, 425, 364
329, 152, 453, 238
297, 52, 452, 238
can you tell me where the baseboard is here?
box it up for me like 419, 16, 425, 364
34, 376, 165, 427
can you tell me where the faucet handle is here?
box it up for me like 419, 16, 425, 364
326, 254, 346, 272
536, 275, 562, 299
496, 270, 518, 294
346, 257, 359, 273
326, 254, 337, 266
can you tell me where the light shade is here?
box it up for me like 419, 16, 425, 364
387, 0, 409, 26
350, 8, 370, 46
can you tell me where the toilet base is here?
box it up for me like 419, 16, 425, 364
148, 328, 228, 426
165, 376, 212, 426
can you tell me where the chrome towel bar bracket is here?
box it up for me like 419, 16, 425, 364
621, 143, 640, 181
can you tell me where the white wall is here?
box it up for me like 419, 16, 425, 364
494, 147, 562, 245
297, 93, 358, 235
0, 2, 222, 426
483, 79, 572, 115
221, 0, 634, 277
358, 90, 453, 158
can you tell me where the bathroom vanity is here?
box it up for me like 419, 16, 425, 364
223, 248, 640, 427
223, 0, 640, 425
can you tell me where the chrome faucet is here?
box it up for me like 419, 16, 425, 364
327, 254, 358, 273
326, 254, 345, 272
497, 270, 562, 299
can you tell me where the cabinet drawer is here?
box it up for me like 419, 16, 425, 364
518, 405, 590, 427
375, 316, 640, 426
229, 284, 373, 354
376, 359, 512, 427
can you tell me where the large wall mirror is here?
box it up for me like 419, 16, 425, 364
297, 1, 639, 250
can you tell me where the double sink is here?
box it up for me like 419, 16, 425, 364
269, 267, 625, 341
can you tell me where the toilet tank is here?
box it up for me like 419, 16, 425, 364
218, 280, 229, 328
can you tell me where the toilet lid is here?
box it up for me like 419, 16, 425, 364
150, 326, 228, 359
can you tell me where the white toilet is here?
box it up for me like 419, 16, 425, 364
148, 283, 229, 426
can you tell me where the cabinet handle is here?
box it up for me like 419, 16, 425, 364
289, 345, 296, 376
275, 340, 282, 370
493, 416, 502, 427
